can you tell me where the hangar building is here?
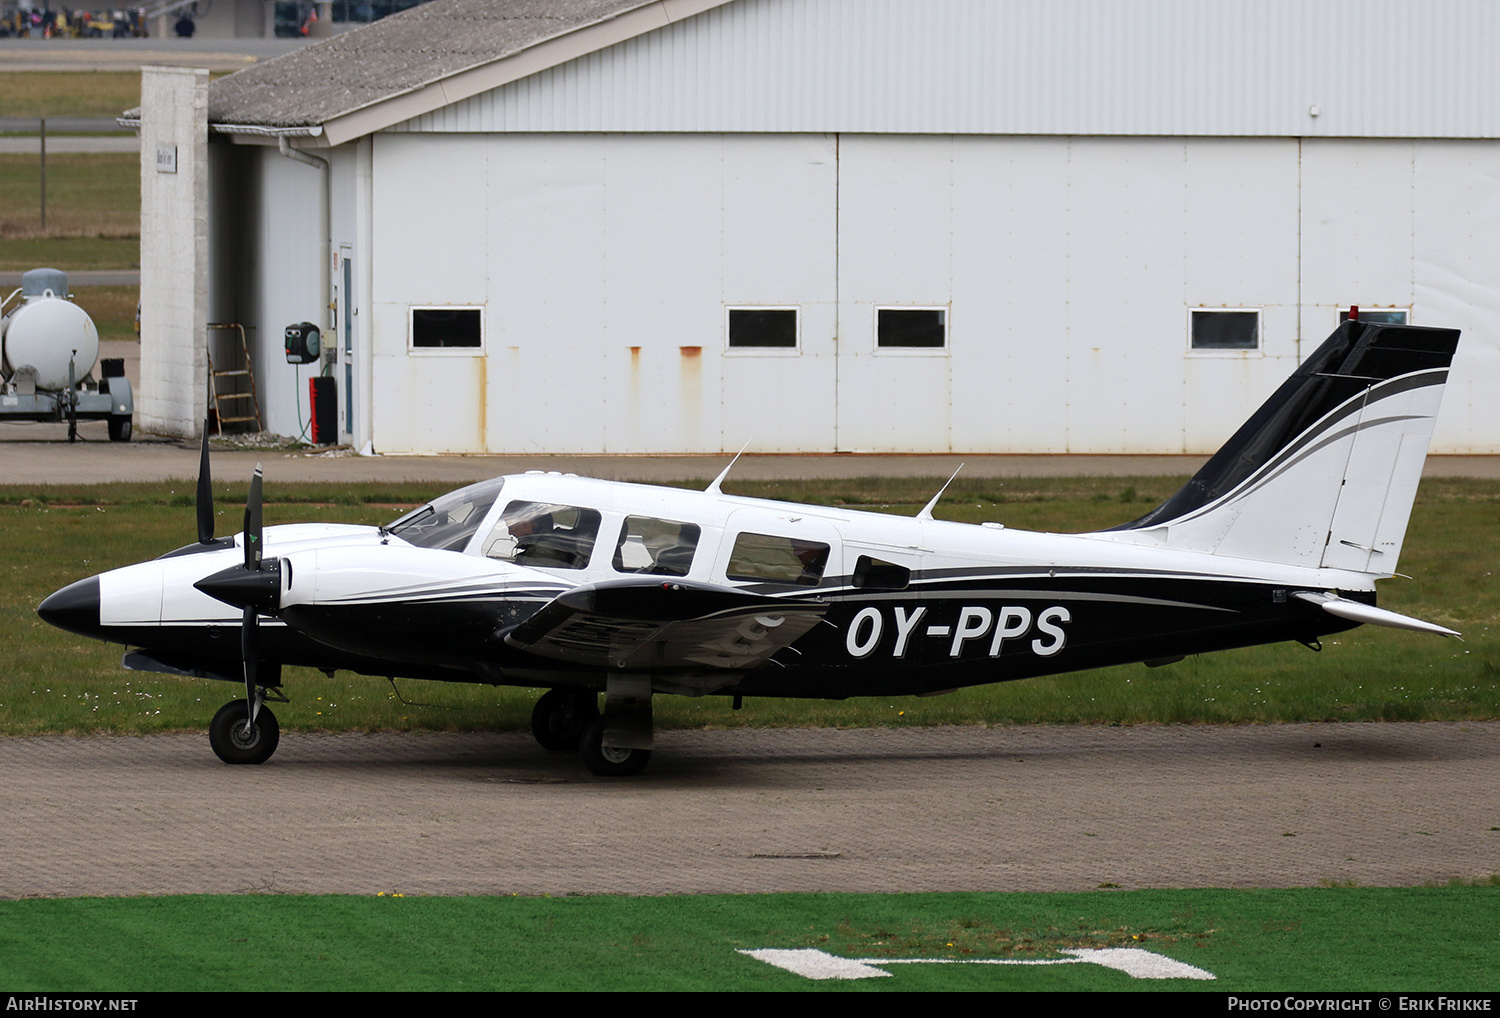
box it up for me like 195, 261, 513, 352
134, 0, 1500, 455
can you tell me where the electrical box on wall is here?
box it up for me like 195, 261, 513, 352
284, 322, 320, 364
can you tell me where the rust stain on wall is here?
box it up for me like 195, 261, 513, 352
628, 346, 643, 444
680, 346, 702, 447
477, 355, 488, 452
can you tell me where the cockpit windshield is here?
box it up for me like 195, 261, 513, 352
384, 478, 504, 552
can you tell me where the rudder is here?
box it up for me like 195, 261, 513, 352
1106, 319, 1460, 575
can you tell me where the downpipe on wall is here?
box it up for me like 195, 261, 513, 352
277, 134, 332, 431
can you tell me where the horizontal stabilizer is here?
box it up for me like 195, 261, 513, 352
1293, 591, 1459, 638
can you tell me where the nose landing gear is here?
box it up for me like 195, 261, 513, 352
208, 698, 281, 765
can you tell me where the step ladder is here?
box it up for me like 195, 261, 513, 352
206, 323, 262, 434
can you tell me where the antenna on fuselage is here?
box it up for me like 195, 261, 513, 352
916, 463, 964, 521
706, 439, 752, 495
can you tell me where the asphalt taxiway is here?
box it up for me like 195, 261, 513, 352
3, 723, 1496, 897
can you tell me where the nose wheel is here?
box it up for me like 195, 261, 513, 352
209, 699, 280, 765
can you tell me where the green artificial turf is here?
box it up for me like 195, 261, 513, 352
0, 886, 1494, 991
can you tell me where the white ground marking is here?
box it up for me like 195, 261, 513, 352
738, 946, 1215, 981
737, 949, 891, 980
1061, 948, 1215, 980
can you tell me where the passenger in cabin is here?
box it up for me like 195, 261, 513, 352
485, 501, 601, 569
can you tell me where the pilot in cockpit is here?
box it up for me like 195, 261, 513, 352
509, 511, 554, 554
484, 504, 595, 568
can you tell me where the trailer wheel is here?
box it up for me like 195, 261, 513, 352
108, 417, 131, 442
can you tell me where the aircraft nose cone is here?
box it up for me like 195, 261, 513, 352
38, 575, 102, 637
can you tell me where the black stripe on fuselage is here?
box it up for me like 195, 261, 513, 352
84, 573, 1371, 702
723, 573, 1367, 698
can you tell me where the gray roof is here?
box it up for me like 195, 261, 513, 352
209, 0, 660, 129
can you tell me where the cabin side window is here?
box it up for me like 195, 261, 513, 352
726, 532, 830, 586
481, 500, 601, 569
612, 516, 701, 577
852, 554, 911, 590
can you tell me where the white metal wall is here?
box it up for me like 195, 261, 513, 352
362, 131, 1497, 455
369, 132, 840, 454
392, 0, 1500, 140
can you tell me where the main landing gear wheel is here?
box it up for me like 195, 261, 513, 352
579, 714, 651, 777
530, 688, 598, 752
208, 699, 280, 765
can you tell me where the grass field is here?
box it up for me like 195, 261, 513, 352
0, 152, 138, 240
0, 72, 141, 268
0, 71, 141, 120
68, 283, 138, 342
1, 886, 1495, 991
5, 476, 1496, 736
0, 235, 138, 271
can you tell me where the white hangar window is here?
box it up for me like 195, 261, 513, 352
410, 307, 484, 354
727, 307, 799, 353
877, 307, 948, 352
1339, 308, 1410, 326
1189, 308, 1260, 353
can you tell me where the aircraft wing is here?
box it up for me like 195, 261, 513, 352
503, 578, 828, 670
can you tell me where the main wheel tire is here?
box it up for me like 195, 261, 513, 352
530, 688, 598, 752
579, 714, 651, 777
208, 700, 280, 765
108, 416, 131, 442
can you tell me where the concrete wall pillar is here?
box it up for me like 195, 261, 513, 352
138, 66, 209, 440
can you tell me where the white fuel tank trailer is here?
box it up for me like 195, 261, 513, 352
0, 268, 133, 441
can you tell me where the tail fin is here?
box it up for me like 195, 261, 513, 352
1107, 319, 1460, 575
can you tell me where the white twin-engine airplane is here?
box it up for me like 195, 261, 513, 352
40, 314, 1461, 776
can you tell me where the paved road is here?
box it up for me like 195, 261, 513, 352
1, 272, 137, 289
3, 723, 1496, 898
0, 116, 132, 132
7, 430, 1500, 485
0, 37, 308, 72
0, 135, 137, 153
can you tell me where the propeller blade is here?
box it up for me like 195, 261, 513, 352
196, 419, 214, 545
196, 462, 281, 614
244, 463, 263, 571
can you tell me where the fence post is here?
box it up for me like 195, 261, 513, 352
39, 116, 46, 231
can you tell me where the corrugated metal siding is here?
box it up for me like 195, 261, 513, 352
390, 0, 1500, 138
361, 131, 1499, 454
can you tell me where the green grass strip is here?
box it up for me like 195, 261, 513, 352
5, 478, 1498, 734
0, 886, 1495, 991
